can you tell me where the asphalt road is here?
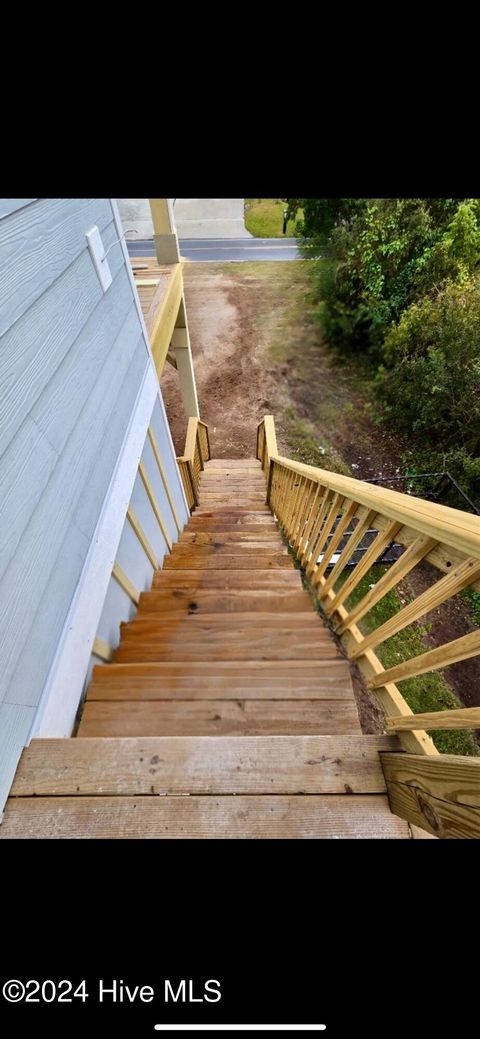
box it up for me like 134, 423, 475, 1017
127, 238, 302, 262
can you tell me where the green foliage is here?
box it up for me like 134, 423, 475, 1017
315, 199, 476, 356
376, 277, 480, 500
285, 198, 362, 245
295, 197, 480, 502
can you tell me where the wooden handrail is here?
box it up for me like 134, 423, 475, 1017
176, 417, 210, 512
256, 416, 480, 762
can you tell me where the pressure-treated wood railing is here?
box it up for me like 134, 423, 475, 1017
177, 417, 211, 511
257, 415, 480, 837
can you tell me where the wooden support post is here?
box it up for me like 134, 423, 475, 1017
149, 198, 180, 264
171, 300, 200, 419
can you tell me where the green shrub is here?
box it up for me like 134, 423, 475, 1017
376, 277, 480, 499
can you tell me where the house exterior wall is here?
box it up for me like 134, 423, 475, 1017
0, 198, 188, 811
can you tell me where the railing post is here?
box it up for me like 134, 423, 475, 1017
266, 460, 275, 507
196, 429, 204, 470
202, 422, 211, 461
261, 435, 267, 473
256, 423, 261, 462
187, 460, 199, 508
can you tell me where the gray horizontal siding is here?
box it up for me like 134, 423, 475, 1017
0, 221, 124, 456
0, 198, 112, 337
1, 329, 148, 708
0, 198, 153, 808
0, 200, 37, 220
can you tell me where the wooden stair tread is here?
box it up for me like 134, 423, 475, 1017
152, 571, 303, 588
114, 633, 342, 662
179, 533, 283, 544
169, 543, 288, 556
204, 459, 262, 467
0, 795, 410, 839
76, 700, 362, 737
88, 659, 354, 700
137, 590, 314, 613
126, 613, 329, 630
163, 554, 293, 570
8, 736, 398, 795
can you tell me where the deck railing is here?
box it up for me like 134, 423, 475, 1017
177, 418, 211, 511
257, 415, 480, 837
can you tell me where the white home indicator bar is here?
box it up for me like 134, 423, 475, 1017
154, 1028, 326, 1033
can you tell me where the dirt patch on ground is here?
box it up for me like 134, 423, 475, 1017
161, 264, 282, 457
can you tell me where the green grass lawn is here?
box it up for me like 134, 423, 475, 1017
244, 199, 301, 238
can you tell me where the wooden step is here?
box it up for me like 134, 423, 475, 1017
77, 700, 362, 737
179, 532, 284, 545
163, 552, 292, 570
124, 613, 326, 633
204, 459, 262, 469
7, 736, 398, 794
200, 479, 266, 487
87, 660, 354, 699
197, 498, 268, 507
200, 473, 266, 481
114, 630, 341, 662
0, 795, 409, 839
169, 542, 288, 556
188, 513, 274, 524
191, 513, 274, 523
199, 486, 266, 493
152, 570, 302, 589
1, 736, 408, 839
137, 589, 313, 614
186, 521, 276, 532
193, 506, 271, 513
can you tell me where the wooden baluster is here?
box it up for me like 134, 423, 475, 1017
279, 470, 297, 529
370, 627, 480, 688
293, 479, 317, 553
287, 476, 307, 543
300, 488, 331, 568
306, 493, 344, 578
322, 518, 402, 612
385, 706, 480, 732
318, 507, 376, 602
349, 557, 480, 660
311, 499, 358, 585
335, 534, 437, 635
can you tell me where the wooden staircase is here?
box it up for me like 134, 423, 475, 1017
0, 457, 409, 838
